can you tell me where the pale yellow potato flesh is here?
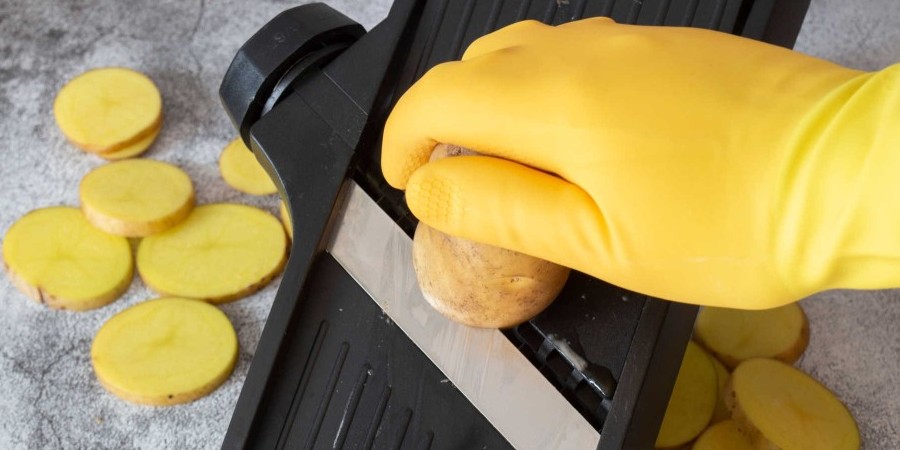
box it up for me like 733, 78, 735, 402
219, 138, 278, 195
279, 201, 293, 241
136, 204, 287, 303
91, 297, 238, 405
54, 67, 162, 153
2, 207, 132, 310
97, 125, 160, 160
726, 358, 859, 450
655, 341, 718, 449
692, 420, 753, 450
694, 303, 809, 369
80, 159, 195, 237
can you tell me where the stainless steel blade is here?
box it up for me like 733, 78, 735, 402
326, 181, 600, 450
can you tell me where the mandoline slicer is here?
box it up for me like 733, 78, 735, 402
218, 1, 810, 448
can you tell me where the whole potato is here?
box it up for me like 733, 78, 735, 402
410, 144, 570, 328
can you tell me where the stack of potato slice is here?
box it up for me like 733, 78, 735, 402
2, 67, 292, 406
54, 68, 163, 160
654, 303, 859, 450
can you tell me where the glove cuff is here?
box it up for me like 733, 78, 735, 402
778, 64, 900, 293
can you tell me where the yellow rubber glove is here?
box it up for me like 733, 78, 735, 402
382, 18, 900, 309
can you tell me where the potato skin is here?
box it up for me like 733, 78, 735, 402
429, 143, 478, 161
412, 222, 570, 328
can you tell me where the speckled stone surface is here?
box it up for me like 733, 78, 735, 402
0, 0, 897, 449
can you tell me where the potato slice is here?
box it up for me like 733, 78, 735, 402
279, 201, 293, 241
2, 207, 132, 310
54, 67, 162, 153
708, 351, 731, 424
80, 159, 194, 237
693, 303, 809, 369
91, 297, 238, 405
97, 125, 160, 161
655, 341, 717, 449
136, 204, 287, 303
692, 420, 753, 450
219, 138, 278, 195
726, 358, 859, 450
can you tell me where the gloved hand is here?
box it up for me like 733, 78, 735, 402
381, 18, 900, 309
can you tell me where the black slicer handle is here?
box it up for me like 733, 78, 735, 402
219, 3, 364, 144
218, 5, 364, 448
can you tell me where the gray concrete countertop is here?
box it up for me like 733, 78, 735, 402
0, 0, 897, 448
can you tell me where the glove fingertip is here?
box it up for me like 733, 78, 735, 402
405, 160, 466, 232
381, 113, 437, 189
